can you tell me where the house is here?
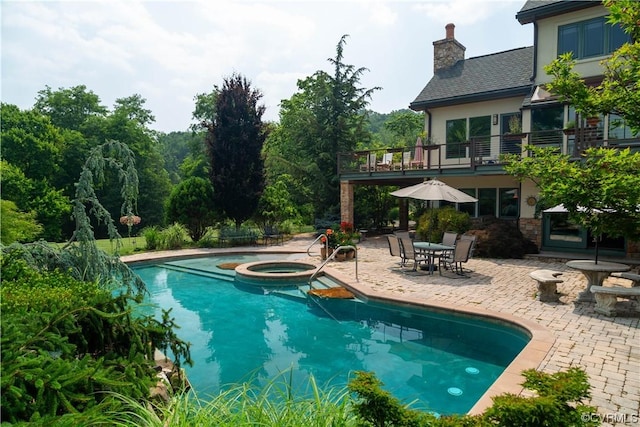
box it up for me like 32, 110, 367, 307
338, 0, 637, 257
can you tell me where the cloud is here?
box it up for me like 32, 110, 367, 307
1, 0, 532, 131
413, 0, 514, 26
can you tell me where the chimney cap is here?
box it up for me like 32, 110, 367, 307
445, 23, 455, 39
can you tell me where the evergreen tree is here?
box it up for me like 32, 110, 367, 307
272, 35, 379, 216
204, 73, 267, 229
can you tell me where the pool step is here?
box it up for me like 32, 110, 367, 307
159, 263, 234, 282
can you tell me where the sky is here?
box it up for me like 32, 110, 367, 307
1, 1, 533, 133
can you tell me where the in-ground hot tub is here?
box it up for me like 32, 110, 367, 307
235, 260, 318, 286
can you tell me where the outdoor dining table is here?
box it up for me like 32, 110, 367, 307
566, 260, 631, 302
413, 242, 455, 275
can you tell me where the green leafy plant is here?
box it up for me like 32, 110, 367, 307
485, 367, 598, 427
0, 262, 192, 423
348, 368, 597, 427
159, 222, 189, 249
416, 207, 471, 243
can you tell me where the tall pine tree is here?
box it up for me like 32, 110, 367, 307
205, 73, 267, 229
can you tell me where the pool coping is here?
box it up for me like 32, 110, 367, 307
123, 248, 555, 416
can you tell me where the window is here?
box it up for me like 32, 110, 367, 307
446, 119, 467, 159
608, 113, 636, 140
469, 116, 491, 158
531, 106, 563, 147
459, 189, 477, 217
558, 17, 630, 60
478, 188, 496, 217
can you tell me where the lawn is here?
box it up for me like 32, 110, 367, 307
95, 236, 147, 256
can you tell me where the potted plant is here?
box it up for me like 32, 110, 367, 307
504, 115, 524, 140
563, 120, 576, 135
586, 116, 600, 127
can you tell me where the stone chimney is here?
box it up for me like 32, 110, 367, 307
433, 23, 466, 73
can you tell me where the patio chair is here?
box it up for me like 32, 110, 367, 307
459, 234, 477, 258
429, 231, 457, 264
438, 238, 474, 276
441, 231, 458, 247
360, 153, 377, 172
377, 153, 393, 170
458, 234, 477, 272
398, 235, 429, 272
386, 235, 406, 268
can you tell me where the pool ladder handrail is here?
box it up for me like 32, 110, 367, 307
308, 245, 358, 286
306, 233, 328, 258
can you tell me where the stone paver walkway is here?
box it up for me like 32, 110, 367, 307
123, 234, 640, 426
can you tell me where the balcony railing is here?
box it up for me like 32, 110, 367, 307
338, 131, 639, 175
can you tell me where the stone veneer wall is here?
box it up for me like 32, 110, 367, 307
519, 218, 542, 250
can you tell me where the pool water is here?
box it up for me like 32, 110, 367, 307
133, 257, 529, 415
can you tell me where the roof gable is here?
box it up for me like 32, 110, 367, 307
410, 46, 534, 110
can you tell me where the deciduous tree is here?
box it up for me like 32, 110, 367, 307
272, 35, 379, 216
503, 146, 640, 260
166, 177, 219, 241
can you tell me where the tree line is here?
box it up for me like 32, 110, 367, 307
1, 35, 424, 245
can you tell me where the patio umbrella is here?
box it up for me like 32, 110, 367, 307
390, 179, 478, 203
414, 137, 424, 165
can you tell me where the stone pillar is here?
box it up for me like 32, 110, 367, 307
519, 218, 542, 250
340, 181, 354, 226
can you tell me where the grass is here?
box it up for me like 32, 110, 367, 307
95, 236, 148, 256
102, 372, 357, 427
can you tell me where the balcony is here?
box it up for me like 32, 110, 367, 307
338, 130, 639, 178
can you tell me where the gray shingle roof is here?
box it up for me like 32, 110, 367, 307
410, 46, 534, 110
517, 1, 600, 24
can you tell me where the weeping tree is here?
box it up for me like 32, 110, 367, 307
1, 140, 142, 289
203, 73, 267, 229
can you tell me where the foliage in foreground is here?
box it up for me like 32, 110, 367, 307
349, 368, 598, 427
0, 258, 192, 424
47, 367, 597, 427
101, 372, 356, 427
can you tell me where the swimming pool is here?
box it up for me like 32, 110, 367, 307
133, 255, 529, 415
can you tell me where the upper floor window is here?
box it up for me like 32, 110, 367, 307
608, 114, 637, 140
446, 118, 467, 159
558, 17, 630, 60
531, 106, 563, 147
469, 116, 491, 157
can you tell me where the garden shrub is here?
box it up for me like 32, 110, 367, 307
142, 226, 161, 250
467, 217, 538, 258
0, 257, 192, 424
159, 223, 189, 249
197, 227, 219, 248
416, 207, 471, 243
348, 368, 597, 427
